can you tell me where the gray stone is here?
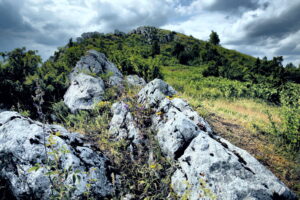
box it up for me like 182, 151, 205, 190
0, 111, 114, 199
76, 32, 104, 43
109, 102, 142, 144
125, 75, 146, 87
138, 79, 176, 108
129, 26, 176, 44
171, 133, 297, 200
109, 75, 123, 87
137, 80, 296, 200
0, 108, 6, 113
64, 73, 105, 113
69, 50, 123, 85
114, 30, 126, 37
156, 110, 200, 159
138, 80, 211, 159
155, 98, 212, 134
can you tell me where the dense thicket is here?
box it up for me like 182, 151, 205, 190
0, 48, 41, 113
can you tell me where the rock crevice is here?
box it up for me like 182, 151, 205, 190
137, 79, 297, 200
0, 111, 114, 199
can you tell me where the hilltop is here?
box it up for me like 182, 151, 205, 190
0, 26, 299, 199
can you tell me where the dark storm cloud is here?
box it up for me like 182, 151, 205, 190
221, 1, 300, 64
0, 0, 33, 32
0, 0, 36, 51
275, 42, 300, 56
34, 32, 70, 46
0, 0, 72, 57
208, 0, 260, 13
246, 2, 300, 39
92, 1, 174, 33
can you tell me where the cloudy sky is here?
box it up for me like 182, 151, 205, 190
0, 0, 299, 65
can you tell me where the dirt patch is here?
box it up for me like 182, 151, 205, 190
207, 114, 300, 198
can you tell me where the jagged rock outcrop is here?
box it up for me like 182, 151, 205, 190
138, 79, 211, 159
0, 111, 114, 199
109, 101, 143, 144
69, 50, 123, 86
76, 32, 104, 43
138, 78, 177, 108
129, 26, 176, 44
64, 73, 105, 113
114, 29, 126, 37
64, 50, 124, 112
137, 79, 297, 200
156, 98, 212, 133
125, 75, 146, 87
172, 134, 297, 200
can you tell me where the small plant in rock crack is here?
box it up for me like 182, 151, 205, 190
198, 178, 217, 200
30, 80, 83, 199
28, 131, 83, 200
96, 100, 177, 199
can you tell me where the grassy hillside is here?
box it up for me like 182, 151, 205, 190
0, 26, 299, 196
161, 65, 300, 195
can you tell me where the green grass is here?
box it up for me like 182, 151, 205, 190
161, 65, 284, 133
161, 65, 300, 197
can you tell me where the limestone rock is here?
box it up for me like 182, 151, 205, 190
171, 134, 297, 200
138, 79, 176, 108
69, 50, 123, 86
125, 75, 146, 87
138, 79, 211, 159
137, 79, 296, 200
64, 73, 105, 113
156, 110, 200, 159
129, 26, 176, 43
0, 111, 114, 199
154, 98, 212, 133
109, 101, 142, 144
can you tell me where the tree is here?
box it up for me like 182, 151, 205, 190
68, 38, 74, 47
0, 47, 41, 112
151, 40, 160, 57
172, 43, 185, 58
191, 43, 200, 58
202, 61, 219, 77
285, 63, 300, 83
200, 43, 221, 63
209, 31, 220, 45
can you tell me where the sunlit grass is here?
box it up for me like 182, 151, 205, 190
161, 65, 300, 196
161, 65, 282, 134
201, 98, 282, 133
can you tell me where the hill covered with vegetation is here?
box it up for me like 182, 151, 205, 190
0, 26, 299, 197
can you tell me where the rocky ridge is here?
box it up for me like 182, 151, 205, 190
129, 26, 176, 44
0, 112, 113, 199
0, 50, 297, 200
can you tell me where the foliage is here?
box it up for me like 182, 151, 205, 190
0, 47, 41, 113
163, 64, 300, 155
51, 101, 70, 123
209, 30, 220, 45
162, 64, 300, 196
28, 131, 86, 200
273, 83, 300, 152
151, 40, 160, 57
1, 26, 299, 197
1, 27, 298, 117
